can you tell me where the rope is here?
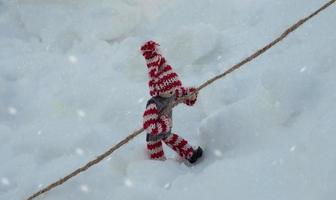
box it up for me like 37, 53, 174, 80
27, 0, 336, 199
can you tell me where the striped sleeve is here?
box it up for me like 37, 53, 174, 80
175, 87, 198, 106
143, 102, 170, 135
175, 86, 187, 100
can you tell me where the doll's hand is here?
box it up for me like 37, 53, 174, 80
188, 88, 198, 101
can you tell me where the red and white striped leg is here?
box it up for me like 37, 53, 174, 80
147, 140, 166, 160
163, 133, 194, 160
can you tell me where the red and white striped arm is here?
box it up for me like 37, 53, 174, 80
143, 102, 170, 135
175, 87, 198, 106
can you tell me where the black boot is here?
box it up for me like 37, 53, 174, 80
188, 147, 203, 164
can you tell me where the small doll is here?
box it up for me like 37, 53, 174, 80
141, 40, 203, 164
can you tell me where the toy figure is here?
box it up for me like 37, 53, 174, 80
141, 41, 203, 164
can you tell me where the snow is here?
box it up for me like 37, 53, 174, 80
0, 0, 335, 199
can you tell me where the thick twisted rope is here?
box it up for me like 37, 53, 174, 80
27, 0, 336, 199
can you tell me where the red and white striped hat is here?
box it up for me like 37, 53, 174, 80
141, 40, 182, 97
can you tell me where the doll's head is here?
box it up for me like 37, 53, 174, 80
159, 88, 175, 98
141, 40, 182, 98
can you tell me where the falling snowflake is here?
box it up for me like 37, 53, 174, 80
124, 178, 133, 187
300, 67, 306, 72
80, 184, 89, 193
164, 182, 171, 189
213, 149, 223, 157
1, 177, 10, 186
8, 107, 17, 115
76, 148, 84, 156
77, 110, 86, 118
290, 145, 296, 152
68, 55, 78, 64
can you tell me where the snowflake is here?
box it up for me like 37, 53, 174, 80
164, 182, 171, 189
80, 184, 89, 193
77, 110, 86, 118
124, 178, 133, 187
8, 107, 17, 115
290, 145, 296, 152
76, 148, 84, 156
213, 149, 223, 157
1, 177, 10, 186
68, 55, 78, 64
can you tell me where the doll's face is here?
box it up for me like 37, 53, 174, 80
159, 89, 175, 98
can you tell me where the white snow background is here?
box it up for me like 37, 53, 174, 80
0, 0, 336, 199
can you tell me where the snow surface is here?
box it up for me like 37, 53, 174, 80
0, 0, 336, 199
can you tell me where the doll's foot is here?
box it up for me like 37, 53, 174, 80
152, 155, 167, 161
188, 147, 203, 164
